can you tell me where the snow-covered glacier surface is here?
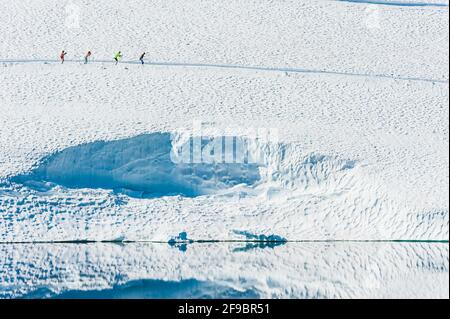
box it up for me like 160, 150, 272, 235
0, 0, 448, 298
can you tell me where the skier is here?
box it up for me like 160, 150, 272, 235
84, 51, 92, 64
139, 52, 145, 65
60, 50, 67, 64
114, 51, 122, 65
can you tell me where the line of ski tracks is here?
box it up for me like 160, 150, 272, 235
336, 0, 449, 7
1, 59, 448, 84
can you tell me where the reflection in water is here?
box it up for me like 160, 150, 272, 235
168, 232, 194, 252
232, 231, 287, 252
233, 241, 287, 252
167, 231, 288, 252
33, 279, 259, 299
0, 242, 448, 299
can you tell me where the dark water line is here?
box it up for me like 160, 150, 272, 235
1, 239, 448, 245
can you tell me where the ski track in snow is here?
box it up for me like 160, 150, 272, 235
0, 0, 448, 80
0, 59, 447, 84
336, 0, 449, 7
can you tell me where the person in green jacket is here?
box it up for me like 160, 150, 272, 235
114, 51, 122, 65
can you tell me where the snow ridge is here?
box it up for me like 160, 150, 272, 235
7, 132, 357, 200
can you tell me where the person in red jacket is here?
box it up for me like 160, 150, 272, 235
60, 50, 67, 64
84, 51, 92, 64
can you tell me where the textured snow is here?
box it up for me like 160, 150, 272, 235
0, 0, 448, 80
0, 0, 449, 243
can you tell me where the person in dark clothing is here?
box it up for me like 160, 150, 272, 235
139, 52, 146, 65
